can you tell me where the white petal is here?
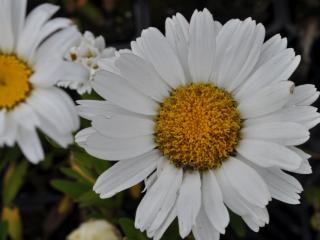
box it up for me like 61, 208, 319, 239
237, 139, 302, 171
17, 127, 44, 164
75, 127, 96, 148
192, 207, 220, 240
236, 49, 298, 98
244, 106, 320, 130
177, 171, 201, 238
288, 84, 319, 106
218, 19, 265, 91
188, 9, 216, 83
215, 168, 269, 230
16, 4, 59, 61
35, 26, 80, 67
0, 110, 6, 134
93, 70, 158, 116
85, 132, 155, 160
38, 115, 73, 148
289, 147, 312, 174
115, 53, 170, 101
253, 166, 302, 205
0, 0, 14, 52
242, 122, 309, 145
12, 103, 39, 131
222, 157, 270, 207
202, 170, 229, 233
257, 34, 287, 66
138, 27, 185, 87
150, 205, 177, 240
94, 150, 159, 198
30, 60, 64, 87
92, 114, 154, 138
237, 81, 293, 119
77, 100, 138, 120
27, 88, 79, 134
11, 0, 27, 43
165, 13, 191, 82
135, 161, 182, 232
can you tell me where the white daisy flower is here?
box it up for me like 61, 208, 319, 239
0, 0, 80, 163
76, 9, 320, 240
58, 31, 116, 95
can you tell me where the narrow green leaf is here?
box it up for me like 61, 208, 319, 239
2, 161, 29, 206
51, 180, 90, 199
0, 221, 8, 240
119, 218, 147, 240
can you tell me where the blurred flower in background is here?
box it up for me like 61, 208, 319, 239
0, 0, 80, 163
67, 219, 121, 240
58, 31, 116, 95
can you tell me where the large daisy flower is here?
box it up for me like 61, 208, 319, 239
0, 0, 80, 163
76, 9, 320, 240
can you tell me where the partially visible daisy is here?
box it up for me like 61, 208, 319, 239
0, 0, 80, 163
57, 31, 116, 95
76, 9, 320, 240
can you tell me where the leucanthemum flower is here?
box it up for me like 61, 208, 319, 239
0, 0, 80, 163
57, 31, 116, 95
76, 9, 320, 240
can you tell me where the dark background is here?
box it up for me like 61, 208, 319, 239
7, 0, 320, 239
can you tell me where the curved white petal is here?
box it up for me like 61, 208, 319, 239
85, 132, 155, 161
188, 9, 216, 83
137, 27, 186, 87
237, 81, 293, 119
177, 171, 201, 238
253, 166, 303, 205
135, 161, 182, 232
221, 157, 270, 207
237, 139, 302, 171
192, 208, 220, 240
92, 114, 154, 138
236, 49, 299, 98
16, 3, 59, 61
0, 0, 14, 52
288, 84, 320, 106
93, 70, 158, 116
17, 127, 44, 164
242, 122, 309, 145
94, 150, 159, 198
165, 13, 191, 82
244, 106, 320, 130
202, 170, 229, 233
115, 53, 170, 101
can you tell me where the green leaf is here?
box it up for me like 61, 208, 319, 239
51, 180, 90, 199
2, 161, 29, 206
76, 191, 114, 208
0, 147, 21, 173
60, 167, 92, 184
305, 186, 320, 205
119, 218, 147, 240
230, 212, 247, 238
0, 221, 8, 240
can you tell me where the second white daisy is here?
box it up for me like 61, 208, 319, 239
76, 9, 320, 240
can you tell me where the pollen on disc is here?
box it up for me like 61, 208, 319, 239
154, 83, 241, 171
0, 54, 32, 109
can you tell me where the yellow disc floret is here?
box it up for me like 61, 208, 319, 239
155, 83, 241, 171
0, 54, 32, 109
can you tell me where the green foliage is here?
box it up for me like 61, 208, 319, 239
230, 212, 247, 238
119, 218, 147, 240
2, 161, 29, 206
0, 221, 8, 240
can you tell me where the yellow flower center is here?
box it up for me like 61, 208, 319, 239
0, 54, 32, 109
155, 83, 241, 171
